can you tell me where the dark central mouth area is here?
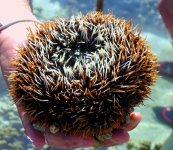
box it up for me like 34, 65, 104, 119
52, 37, 100, 67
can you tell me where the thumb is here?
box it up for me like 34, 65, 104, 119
21, 114, 45, 148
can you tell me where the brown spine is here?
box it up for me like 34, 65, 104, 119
96, 0, 104, 11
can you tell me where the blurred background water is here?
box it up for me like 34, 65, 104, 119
0, 0, 173, 149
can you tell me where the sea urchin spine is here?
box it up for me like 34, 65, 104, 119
9, 11, 158, 139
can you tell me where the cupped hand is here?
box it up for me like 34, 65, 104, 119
0, 22, 142, 149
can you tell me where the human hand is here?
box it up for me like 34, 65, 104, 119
158, 0, 173, 40
0, 22, 142, 149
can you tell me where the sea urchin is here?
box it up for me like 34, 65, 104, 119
9, 11, 158, 139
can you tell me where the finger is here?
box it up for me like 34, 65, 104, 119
120, 112, 142, 131
99, 129, 129, 147
21, 115, 45, 148
45, 130, 95, 148
157, 0, 173, 39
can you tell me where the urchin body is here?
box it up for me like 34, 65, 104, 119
9, 12, 158, 139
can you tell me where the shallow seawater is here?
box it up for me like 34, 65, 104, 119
0, 0, 173, 150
